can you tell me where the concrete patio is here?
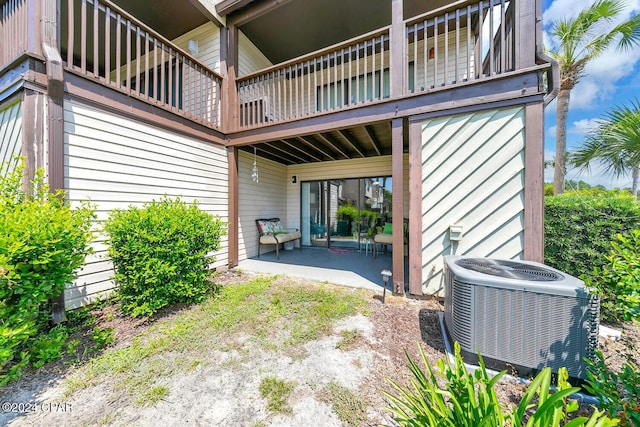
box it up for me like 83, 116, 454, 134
236, 246, 408, 293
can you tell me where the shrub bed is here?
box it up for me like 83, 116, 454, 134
0, 160, 95, 384
104, 196, 226, 317
544, 194, 640, 278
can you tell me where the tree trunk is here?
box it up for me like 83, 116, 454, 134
554, 88, 571, 195
632, 165, 639, 200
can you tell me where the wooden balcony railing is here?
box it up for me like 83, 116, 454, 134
236, 0, 518, 130
236, 27, 391, 130
63, 0, 223, 129
405, 0, 514, 92
1, 0, 37, 65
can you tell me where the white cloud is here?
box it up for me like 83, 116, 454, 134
543, 0, 589, 23
547, 125, 557, 137
543, 0, 640, 109
543, 161, 633, 189
570, 118, 600, 135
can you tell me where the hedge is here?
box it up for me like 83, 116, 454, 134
544, 194, 640, 278
0, 160, 95, 384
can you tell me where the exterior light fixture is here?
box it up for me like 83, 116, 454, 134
381, 269, 392, 303
251, 146, 259, 183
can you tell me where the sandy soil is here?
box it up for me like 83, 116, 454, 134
0, 271, 638, 426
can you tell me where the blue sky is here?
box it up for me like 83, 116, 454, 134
542, 0, 640, 189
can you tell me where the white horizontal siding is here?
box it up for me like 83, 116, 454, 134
238, 151, 288, 259
64, 100, 229, 309
0, 100, 22, 174
421, 107, 525, 296
172, 22, 221, 73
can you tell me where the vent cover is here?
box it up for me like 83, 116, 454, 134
444, 256, 599, 379
455, 258, 562, 281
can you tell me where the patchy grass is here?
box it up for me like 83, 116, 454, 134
335, 329, 363, 350
319, 380, 368, 426
259, 376, 295, 414
63, 275, 369, 408
137, 385, 170, 406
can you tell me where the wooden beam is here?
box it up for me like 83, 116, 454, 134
296, 135, 335, 160
227, 0, 293, 26
336, 129, 365, 158
363, 125, 382, 156
316, 132, 350, 160
187, 0, 224, 27
408, 119, 423, 295
216, 0, 254, 16
279, 138, 322, 162
228, 146, 239, 267
263, 142, 310, 163
254, 146, 294, 165
523, 101, 544, 262
226, 69, 545, 146
391, 118, 405, 295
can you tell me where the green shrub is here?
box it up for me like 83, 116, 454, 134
104, 196, 225, 317
583, 230, 640, 322
383, 342, 617, 426
544, 194, 640, 278
585, 349, 640, 426
336, 204, 358, 222
0, 159, 95, 384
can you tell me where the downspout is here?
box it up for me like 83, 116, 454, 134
535, 6, 559, 106
42, 1, 67, 324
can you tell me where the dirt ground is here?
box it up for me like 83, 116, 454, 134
0, 271, 638, 426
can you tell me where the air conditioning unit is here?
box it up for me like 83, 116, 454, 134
443, 255, 599, 379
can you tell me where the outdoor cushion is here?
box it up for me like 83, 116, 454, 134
257, 219, 274, 234
272, 220, 286, 233
383, 222, 393, 234
256, 217, 301, 259
375, 233, 393, 245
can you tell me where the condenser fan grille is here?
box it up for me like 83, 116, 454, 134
455, 258, 562, 281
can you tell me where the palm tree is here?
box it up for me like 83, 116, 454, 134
547, 0, 640, 195
572, 99, 640, 198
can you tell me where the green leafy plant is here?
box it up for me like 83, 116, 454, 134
103, 196, 226, 317
584, 349, 640, 426
336, 204, 359, 222
0, 158, 95, 384
383, 342, 617, 426
91, 327, 114, 352
544, 194, 640, 278
583, 230, 640, 322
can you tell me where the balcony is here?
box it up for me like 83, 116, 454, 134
1, 0, 536, 134
236, 0, 518, 130
1, 0, 223, 129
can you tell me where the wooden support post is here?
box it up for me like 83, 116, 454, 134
227, 146, 239, 267
408, 119, 423, 295
21, 90, 45, 192
391, 118, 405, 295
524, 102, 544, 262
223, 24, 239, 132
390, 0, 404, 98
42, 0, 66, 323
